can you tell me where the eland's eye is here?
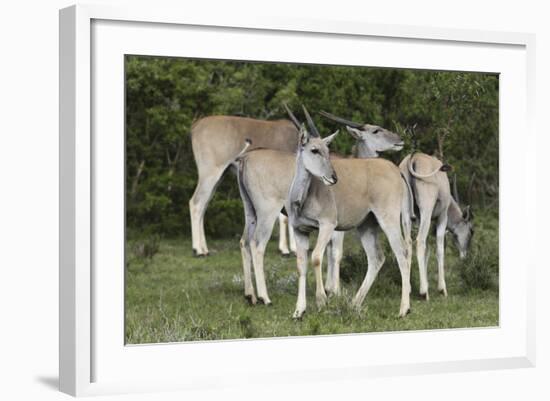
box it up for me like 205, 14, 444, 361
373, 129, 380, 134
311, 148, 319, 154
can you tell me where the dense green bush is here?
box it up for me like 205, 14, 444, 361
458, 245, 497, 291
339, 239, 402, 293
457, 213, 499, 291
125, 56, 499, 238
130, 234, 162, 261
340, 251, 368, 284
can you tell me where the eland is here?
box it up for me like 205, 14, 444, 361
399, 152, 474, 299
237, 106, 412, 318
189, 116, 299, 256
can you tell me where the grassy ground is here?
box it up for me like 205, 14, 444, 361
125, 214, 499, 344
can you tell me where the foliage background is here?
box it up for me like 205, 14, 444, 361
125, 55, 499, 238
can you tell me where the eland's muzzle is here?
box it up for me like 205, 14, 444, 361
394, 142, 405, 150
323, 172, 338, 186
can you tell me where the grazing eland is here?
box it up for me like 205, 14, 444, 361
237, 106, 412, 318
189, 116, 299, 256
399, 152, 474, 299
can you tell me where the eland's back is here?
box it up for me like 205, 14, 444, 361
191, 116, 299, 171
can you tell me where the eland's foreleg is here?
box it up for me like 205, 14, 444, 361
293, 231, 310, 319
310, 223, 336, 309
435, 213, 449, 297
189, 167, 225, 256
325, 231, 344, 296
278, 214, 291, 256
288, 224, 297, 254
325, 239, 334, 293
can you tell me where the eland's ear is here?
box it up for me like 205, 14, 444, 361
323, 130, 339, 146
345, 126, 362, 140
462, 205, 471, 221
300, 124, 310, 146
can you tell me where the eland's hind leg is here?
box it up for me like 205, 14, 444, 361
240, 234, 256, 304
239, 204, 257, 304
250, 209, 281, 305
377, 213, 411, 317
189, 166, 226, 256
353, 221, 385, 309
435, 213, 449, 297
416, 203, 435, 300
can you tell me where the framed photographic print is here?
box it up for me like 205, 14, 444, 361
59, 4, 536, 396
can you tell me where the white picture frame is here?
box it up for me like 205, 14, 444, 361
59, 3, 536, 397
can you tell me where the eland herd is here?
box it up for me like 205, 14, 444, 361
188, 105, 474, 319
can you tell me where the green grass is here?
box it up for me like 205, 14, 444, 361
125, 214, 499, 344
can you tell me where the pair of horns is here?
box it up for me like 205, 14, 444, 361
283, 104, 365, 137
283, 103, 320, 138
452, 173, 473, 220
318, 110, 364, 129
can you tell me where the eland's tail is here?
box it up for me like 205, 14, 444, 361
235, 138, 252, 161
407, 153, 452, 179
400, 173, 414, 269
236, 140, 257, 243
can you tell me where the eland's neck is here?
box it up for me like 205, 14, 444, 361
288, 151, 312, 222
355, 141, 379, 158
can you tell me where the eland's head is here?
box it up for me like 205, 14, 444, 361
451, 205, 474, 260
319, 111, 404, 155
449, 176, 474, 259
284, 104, 339, 186
299, 124, 339, 186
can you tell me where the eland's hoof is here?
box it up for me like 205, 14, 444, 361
439, 288, 448, 297
351, 301, 363, 313
258, 297, 272, 306
292, 309, 305, 320
280, 252, 290, 258
316, 293, 328, 309
244, 294, 257, 305
419, 292, 430, 301
399, 307, 411, 318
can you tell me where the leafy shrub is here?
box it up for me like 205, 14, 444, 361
457, 213, 499, 291
125, 56, 499, 238
339, 240, 401, 291
238, 315, 256, 338
458, 243, 497, 291
340, 251, 368, 284
307, 318, 321, 335
131, 234, 162, 261
187, 321, 216, 341
204, 198, 244, 238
